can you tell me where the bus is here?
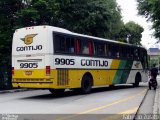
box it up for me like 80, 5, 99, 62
12, 26, 148, 94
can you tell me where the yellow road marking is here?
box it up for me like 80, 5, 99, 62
119, 107, 138, 114
79, 90, 145, 114
56, 89, 147, 120
100, 107, 139, 120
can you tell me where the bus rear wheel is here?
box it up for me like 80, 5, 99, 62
49, 89, 65, 95
133, 73, 141, 87
80, 75, 93, 94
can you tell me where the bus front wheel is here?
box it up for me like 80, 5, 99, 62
80, 75, 93, 94
133, 73, 141, 87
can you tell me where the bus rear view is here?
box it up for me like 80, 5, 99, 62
12, 26, 54, 89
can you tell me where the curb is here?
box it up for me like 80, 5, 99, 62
153, 80, 160, 115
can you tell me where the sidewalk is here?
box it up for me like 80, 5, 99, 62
153, 76, 160, 117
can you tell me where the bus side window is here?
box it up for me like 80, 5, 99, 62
121, 46, 127, 59
81, 39, 89, 55
127, 48, 133, 59
134, 49, 137, 59
54, 34, 75, 54
130, 48, 134, 60
116, 45, 120, 58
111, 44, 119, 58
125, 46, 130, 59
104, 44, 108, 56
94, 42, 105, 56
138, 49, 140, 60
76, 39, 80, 54
141, 50, 145, 68
134, 48, 140, 60
92, 41, 96, 55
54, 34, 66, 53
89, 40, 93, 56
119, 46, 122, 58
66, 37, 75, 54
108, 44, 112, 57
99, 43, 105, 56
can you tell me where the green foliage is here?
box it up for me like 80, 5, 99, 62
137, 0, 160, 39
116, 21, 144, 45
0, 0, 23, 89
16, 0, 123, 39
125, 21, 144, 45
149, 56, 160, 69
0, 0, 23, 65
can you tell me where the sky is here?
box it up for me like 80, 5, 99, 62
116, 0, 158, 49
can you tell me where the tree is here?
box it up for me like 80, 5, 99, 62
16, 0, 123, 39
117, 21, 144, 45
137, 0, 160, 40
0, 0, 24, 65
0, 0, 25, 89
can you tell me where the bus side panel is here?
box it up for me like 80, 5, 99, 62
112, 60, 133, 84
52, 69, 112, 89
126, 61, 148, 84
109, 59, 121, 85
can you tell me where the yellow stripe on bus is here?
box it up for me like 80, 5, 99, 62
109, 60, 120, 84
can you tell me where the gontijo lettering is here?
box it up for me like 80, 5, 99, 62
16, 45, 42, 51
81, 59, 108, 67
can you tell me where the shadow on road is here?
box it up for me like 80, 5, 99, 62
20, 83, 148, 100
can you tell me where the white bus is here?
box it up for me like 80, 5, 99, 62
12, 26, 148, 94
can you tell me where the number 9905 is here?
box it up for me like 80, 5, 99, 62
20, 63, 38, 68
55, 58, 75, 65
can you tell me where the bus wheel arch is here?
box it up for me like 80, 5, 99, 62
133, 72, 141, 87
80, 72, 93, 94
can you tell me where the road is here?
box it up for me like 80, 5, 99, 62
0, 82, 155, 120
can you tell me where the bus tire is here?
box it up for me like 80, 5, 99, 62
49, 89, 65, 95
133, 72, 141, 87
80, 74, 93, 94
109, 85, 115, 88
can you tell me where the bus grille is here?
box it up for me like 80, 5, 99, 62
13, 78, 45, 82
57, 69, 69, 86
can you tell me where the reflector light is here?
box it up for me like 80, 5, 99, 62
12, 67, 14, 76
46, 66, 51, 76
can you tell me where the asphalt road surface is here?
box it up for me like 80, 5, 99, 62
0, 82, 154, 120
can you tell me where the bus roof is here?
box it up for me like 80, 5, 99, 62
49, 26, 144, 49
15, 25, 145, 49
